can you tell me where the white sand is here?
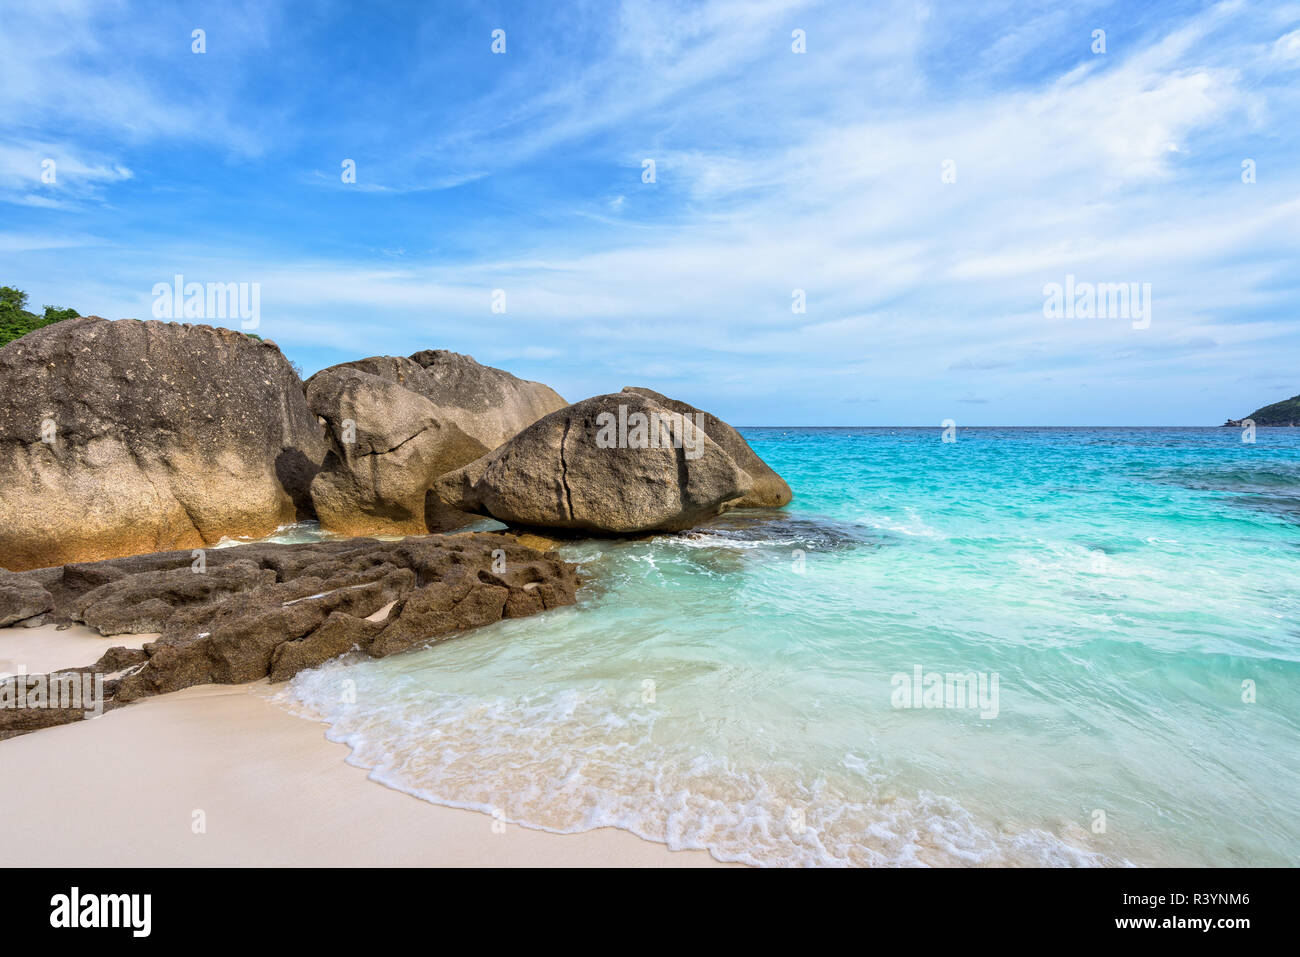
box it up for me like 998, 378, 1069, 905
0, 622, 156, 675
0, 626, 727, 867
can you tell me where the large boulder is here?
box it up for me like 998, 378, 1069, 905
621, 387, 792, 507
306, 367, 487, 535
0, 318, 327, 571
433, 391, 759, 534
308, 349, 567, 452
304, 350, 567, 535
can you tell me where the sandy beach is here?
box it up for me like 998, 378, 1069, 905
0, 622, 158, 676
0, 624, 724, 868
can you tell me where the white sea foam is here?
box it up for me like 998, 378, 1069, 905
280, 661, 1121, 868
860, 508, 946, 540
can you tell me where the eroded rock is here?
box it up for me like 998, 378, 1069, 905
0, 534, 578, 737
0, 569, 54, 627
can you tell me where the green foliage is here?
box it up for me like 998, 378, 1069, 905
1246, 394, 1300, 427
0, 285, 78, 347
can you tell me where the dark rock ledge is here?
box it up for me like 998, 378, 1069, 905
0, 533, 577, 739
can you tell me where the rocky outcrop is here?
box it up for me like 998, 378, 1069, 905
306, 367, 488, 535
305, 350, 566, 536
0, 318, 327, 572
621, 387, 792, 507
434, 391, 762, 534
0, 533, 578, 737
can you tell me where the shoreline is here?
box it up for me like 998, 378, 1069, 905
0, 624, 727, 867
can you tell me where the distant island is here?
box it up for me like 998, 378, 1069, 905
1223, 394, 1300, 428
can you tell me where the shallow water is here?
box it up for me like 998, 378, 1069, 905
282, 427, 1300, 866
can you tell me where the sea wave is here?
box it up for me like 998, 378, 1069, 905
279, 664, 1119, 868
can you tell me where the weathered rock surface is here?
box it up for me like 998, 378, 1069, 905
310, 349, 567, 452
0, 569, 54, 626
306, 367, 487, 535
621, 387, 792, 507
0, 317, 327, 571
434, 391, 757, 534
305, 350, 566, 536
0, 533, 578, 737
73, 562, 277, 636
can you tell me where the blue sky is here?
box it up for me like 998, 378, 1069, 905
2, 0, 1298, 425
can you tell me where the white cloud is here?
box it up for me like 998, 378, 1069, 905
1272, 27, 1300, 61
4, 0, 1298, 423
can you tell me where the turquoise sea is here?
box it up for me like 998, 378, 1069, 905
283, 427, 1300, 866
